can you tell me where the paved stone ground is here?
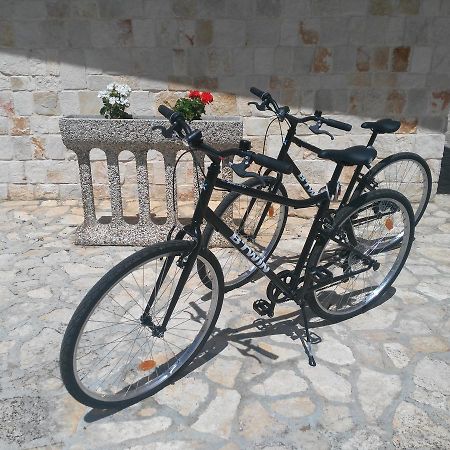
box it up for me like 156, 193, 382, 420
0, 196, 449, 450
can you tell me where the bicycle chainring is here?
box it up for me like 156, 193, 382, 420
266, 270, 296, 304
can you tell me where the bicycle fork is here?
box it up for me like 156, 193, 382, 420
141, 242, 200, 338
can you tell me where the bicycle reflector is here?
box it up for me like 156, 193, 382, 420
385, 217, 394, 230
138, 359, 157, 371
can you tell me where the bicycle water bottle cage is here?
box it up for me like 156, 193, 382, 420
309, 122, 334, 140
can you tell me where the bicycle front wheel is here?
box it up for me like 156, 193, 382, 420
60, 241, 223, 409
202, 176, 288, 291
354, 152, 431, 225
305, 189, 414, 323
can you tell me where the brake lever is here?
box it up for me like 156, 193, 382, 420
248, 101, 267, 112
309, 123, 334, 140
229, 157, 267, 187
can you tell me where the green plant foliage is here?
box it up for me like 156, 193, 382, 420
173, 98, 206, 122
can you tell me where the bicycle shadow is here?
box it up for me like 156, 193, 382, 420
84, 285, 395, 421
178, 284, 396, 374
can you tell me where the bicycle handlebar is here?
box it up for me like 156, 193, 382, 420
321, 117, 352, 132
250, 86, 270, 101
249, 87, 352, 132
158, 104, 176, 121
156, 105, 292, 175
252, 152, 293, 174
198, 145, 292, 175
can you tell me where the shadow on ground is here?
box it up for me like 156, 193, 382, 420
84, 285, 395, 421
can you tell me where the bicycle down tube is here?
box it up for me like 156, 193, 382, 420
146, 159, 329, 328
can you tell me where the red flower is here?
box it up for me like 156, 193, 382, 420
188, 90, 201, 99
200, 92, 213, 104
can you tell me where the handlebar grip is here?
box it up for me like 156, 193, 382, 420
158, 104, 176, 120
252, 153, 293, 175
250, 87, 267, 99
158, 105, 185, 126
322, 118, 352, 132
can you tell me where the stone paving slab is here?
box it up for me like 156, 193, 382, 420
0, 196, 449, 449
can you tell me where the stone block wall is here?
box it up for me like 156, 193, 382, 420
0, 0, 449, 204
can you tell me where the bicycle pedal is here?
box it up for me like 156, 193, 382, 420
253, 299, 274, 318
310, 266, 333, 282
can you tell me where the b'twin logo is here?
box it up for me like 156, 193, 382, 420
295, 172, 316, 196
229, 232, 270, 273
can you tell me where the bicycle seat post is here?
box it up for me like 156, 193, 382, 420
367, 131, 378, 147
327, 164, 344, 200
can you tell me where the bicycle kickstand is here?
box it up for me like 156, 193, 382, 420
300, 301, 316, 367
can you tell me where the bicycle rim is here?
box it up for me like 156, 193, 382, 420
308, 192, 413, 318
367, 156, 431, 224
68, 245, 221, 405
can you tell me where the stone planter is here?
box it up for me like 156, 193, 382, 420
59, 116, 243, 246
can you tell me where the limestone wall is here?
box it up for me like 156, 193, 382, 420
0, 0, 449, 202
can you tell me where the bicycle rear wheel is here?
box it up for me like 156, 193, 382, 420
202, 177, 288, 291
60, 241, 223, 409
354, 152, 431, 225
305, 189, 414, 323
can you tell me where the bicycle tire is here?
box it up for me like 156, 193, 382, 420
353, 152, 431, 226
202, 176, 288, 292
305, 189, 414, 323
60, 240, 224, 409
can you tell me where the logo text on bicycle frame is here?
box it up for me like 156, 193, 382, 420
229, 232, 270, 273
294, 171, 317, 196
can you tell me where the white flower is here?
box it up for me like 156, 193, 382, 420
119, 96, 131, 105
99, 83, 132, 117
116, 84, 131, 97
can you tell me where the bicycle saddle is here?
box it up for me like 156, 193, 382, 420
361, 118, 400, 134
318, 145, 377, 167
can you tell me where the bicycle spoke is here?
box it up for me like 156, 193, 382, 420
67, 244, 221, 405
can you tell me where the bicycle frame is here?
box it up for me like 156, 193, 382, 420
264, 120, 377, 207
147, 157, 377, 333
205, 177, 329, 297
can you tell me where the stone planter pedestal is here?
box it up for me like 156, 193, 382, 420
59, 116, 243, 246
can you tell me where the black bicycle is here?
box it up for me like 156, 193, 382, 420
203, 87, 431, 291
60, 106, 415, 409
